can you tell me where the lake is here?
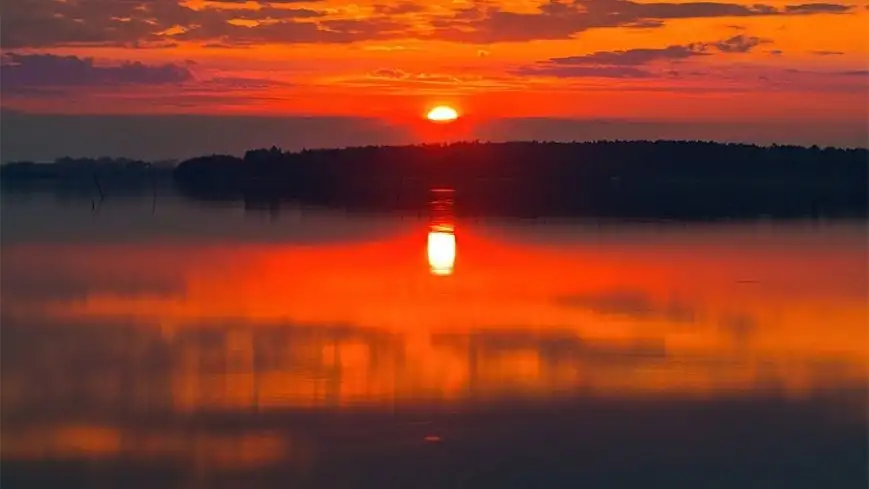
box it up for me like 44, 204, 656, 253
1, 187, 866, 489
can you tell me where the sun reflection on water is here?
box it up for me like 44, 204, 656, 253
428, 230, 456, 276
427, 188, 457, 276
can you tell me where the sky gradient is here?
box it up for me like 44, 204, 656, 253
1, 0, 868, 157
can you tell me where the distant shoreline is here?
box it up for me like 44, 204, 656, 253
3, 140, 867, 220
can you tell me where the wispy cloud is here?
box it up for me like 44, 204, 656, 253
513, 65, 653, 78
712, 35, 769, 53
784, 3, 852, 13
548, 44, 710, 67
337, 68, 525, 91
516, 35, 770, 78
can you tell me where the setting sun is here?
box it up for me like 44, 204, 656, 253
426, 106, 459, 123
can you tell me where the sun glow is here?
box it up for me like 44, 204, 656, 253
426, 106, 459, 122
427, 231, 456, 276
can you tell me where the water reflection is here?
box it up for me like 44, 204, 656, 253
2, 224, 866, 406
427, 231, 456, 275
1, 193, 867, 488
427, 189, 456, 276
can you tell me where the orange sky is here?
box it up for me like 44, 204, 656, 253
2, 0, 868, 123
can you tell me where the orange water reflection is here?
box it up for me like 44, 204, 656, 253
2, 221, 866, 418
428, 230, 456, 276
427, 188, 457, 276
2, 217, 867, 476
2, 423, 291, 468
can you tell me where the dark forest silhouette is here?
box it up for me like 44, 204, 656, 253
3, 141, 867, 219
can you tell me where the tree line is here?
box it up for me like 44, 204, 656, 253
173, 141, 867, 219
4, 141, 867, 219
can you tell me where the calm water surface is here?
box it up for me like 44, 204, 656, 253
1, 189, 867, 488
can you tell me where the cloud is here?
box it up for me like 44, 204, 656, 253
784, 3, 852, 13
0, 0, 357, 48
621, 1, 779, 18
837, 70, 869, 76
236, 7, 325, 19
205, 0, 319, 3
201, 42, 248, 49
1, 0, 189, 48
549, 44, 709, 67
369, 68, 411, 79
0, 52, 296, 108
518, 34, 769, 77
496, 64, 651, 78
413, 73, 463, 84
0, 0, 854, 48
165, 15, 409, 46
624, 20, 666, 28
372, 3, 428, 15
197, 76, 293, 90
340, 68, 523, 91
364, 69, 504, 86
0, 53, 192, 89
811, 50, 844, 55
711, 34, 769, 53
426, 0, 851, 43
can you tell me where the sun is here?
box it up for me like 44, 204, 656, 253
426, 106, 459, 123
